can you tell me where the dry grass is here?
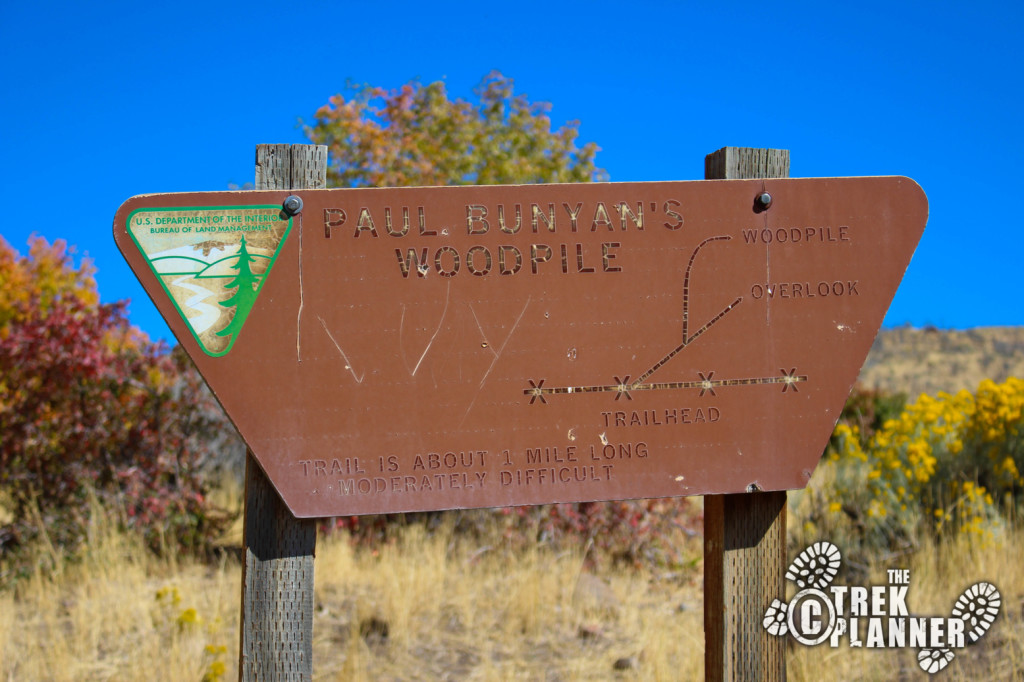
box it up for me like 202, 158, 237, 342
310, 521, 704, 681
2, 497, 1021, 680
0, 505, 239, 681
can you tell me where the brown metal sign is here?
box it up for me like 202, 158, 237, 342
114, 178, 927, 517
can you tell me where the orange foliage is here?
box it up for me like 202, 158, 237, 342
0, 235, 98, 334
305, 71, 605, 188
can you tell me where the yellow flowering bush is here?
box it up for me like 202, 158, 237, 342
965, 378, 1024, 486
202, 644, 229, 682
822, 378, 1023, 550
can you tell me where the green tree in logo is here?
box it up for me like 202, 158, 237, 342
216, 235, 260, 341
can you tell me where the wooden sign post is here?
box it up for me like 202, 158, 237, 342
112, 144, 926, 681
238, 144, 326, 680
703, 147, 790, 681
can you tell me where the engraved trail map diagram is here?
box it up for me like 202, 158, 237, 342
525, 234, 807, 405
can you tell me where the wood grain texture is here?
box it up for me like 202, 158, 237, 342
705, 146, 790, 181
703, 146, 789, 682
239, 144, 326, 681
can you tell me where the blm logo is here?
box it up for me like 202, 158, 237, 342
126, 206, 291, 356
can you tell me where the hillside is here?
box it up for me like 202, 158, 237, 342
857, 325, 1024, 397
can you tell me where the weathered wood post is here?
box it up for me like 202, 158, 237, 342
239, 143, 327, 681
703, 146, 790, 682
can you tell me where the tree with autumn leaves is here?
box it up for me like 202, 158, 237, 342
0, 236, 228, 559
306, 71, 605, 188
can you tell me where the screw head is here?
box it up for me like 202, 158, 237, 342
282, 195, 303, 216
757, 192, 773, 209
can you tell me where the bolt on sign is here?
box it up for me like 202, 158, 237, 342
114, 178, 927, 518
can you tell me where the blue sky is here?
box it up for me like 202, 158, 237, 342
2, 0, 1021, 342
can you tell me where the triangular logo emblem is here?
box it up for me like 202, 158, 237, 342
126, 205, 291, 356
